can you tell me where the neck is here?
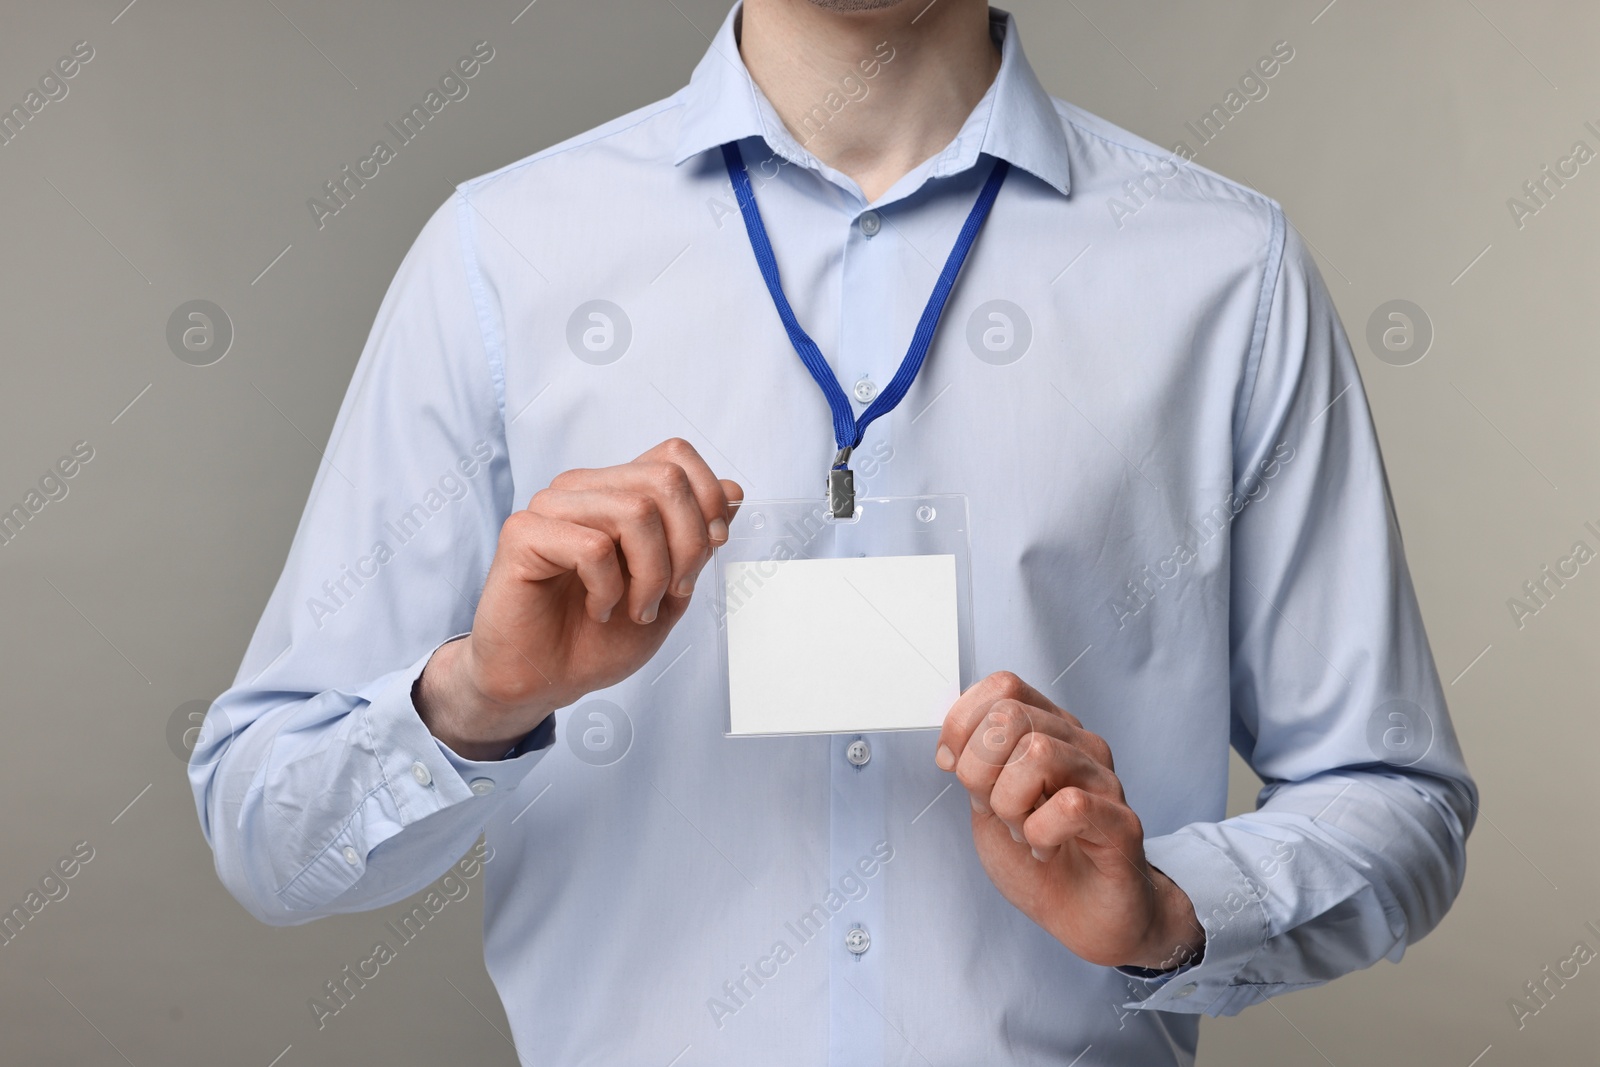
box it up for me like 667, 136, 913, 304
739, 0, 1001, 202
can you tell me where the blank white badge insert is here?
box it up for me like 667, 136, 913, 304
723, 553, 960, 735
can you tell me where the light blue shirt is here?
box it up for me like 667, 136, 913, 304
191, 6, 1475, 1064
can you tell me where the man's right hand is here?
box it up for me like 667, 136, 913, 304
415, 438, 742, 761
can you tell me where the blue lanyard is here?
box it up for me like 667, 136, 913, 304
721, 141, 1009, 514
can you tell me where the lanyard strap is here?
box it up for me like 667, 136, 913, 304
721, 141, 1010, 461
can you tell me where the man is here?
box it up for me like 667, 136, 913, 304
191, 1, 1475, 1063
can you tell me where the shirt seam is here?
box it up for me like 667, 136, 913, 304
452, 189, 509, 431
364, 686, 411, 824
1057, 104, 1274, 213
1231, 204, 1288, 489
461, 96, 687, 196
1052, 101, 1286, 490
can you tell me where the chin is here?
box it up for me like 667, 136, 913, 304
804, 0, 909, 12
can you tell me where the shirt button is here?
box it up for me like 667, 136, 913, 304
858, 210, 882, 237
341, 846, 360, 866
1172, 982, 1198, 998
844, 925, 871, 955
852, 378, 878, 404
410, 761, 433, 787
846, 738, 871, 766
468, 778, 496, 796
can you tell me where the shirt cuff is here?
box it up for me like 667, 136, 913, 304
1117, 828, 1271, 1016
275, 636, 552, 912
400, 630, 556, 796
416, 632, 560, 789
1116, 952, 1201, 987
434, 713, 557, 796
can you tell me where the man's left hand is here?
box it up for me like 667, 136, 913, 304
935, 672, 1205, 971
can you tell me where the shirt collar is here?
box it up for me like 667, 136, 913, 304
672, 3, 1071, 198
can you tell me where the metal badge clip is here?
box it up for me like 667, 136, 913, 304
828, 446, 855, 519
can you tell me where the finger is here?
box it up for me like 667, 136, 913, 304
953, 699, 1076, 815
527, 489, 673, 623
643, 438, 739, 539
1023, 786, 1143, 865
936, 671, 1083, 772
989, 733, 1124, 838
500, 511, 625, 623
634, 438, 737, 558
552, 461, 707, 605
549, 442, 742, 586
716, 478, 744, 543
980, 735, 1106, 842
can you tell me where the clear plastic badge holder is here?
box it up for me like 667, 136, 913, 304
711, 494, 976, 737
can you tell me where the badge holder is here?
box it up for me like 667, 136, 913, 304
710, 494, 976, 737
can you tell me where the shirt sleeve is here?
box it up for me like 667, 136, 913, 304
187, 192, 555, 927
1125, 214, 1478, 1016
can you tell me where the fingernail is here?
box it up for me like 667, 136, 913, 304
675, 577, 696, 598
598, 607, 611, 624
1031, 847, 1050, 862
709, 517, 729, 543
640, 603, 658, 624
970, 794, 990, 814
935, 744, 955, 770
1009, 827, 1025, 843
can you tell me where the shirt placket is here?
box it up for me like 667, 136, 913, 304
826, 197, 902, 1067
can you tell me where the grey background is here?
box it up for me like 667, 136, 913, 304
0, 0, 1594, 1063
